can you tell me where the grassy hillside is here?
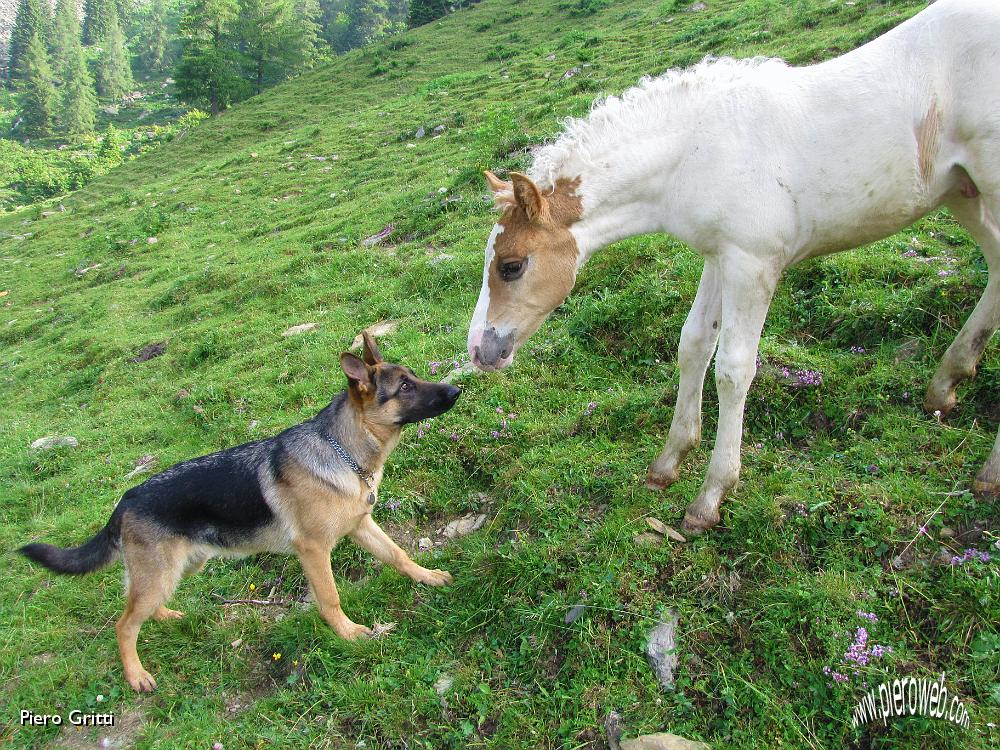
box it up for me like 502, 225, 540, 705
2, 0, 998, 748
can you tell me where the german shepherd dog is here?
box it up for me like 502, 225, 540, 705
19, 332, 460, 692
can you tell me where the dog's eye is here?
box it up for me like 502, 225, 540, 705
400, 381, 411, 392
500, 259, 526, 281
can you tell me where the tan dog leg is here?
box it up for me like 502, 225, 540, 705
294, 539, 371, 640
350, 515, 453, 586
116, 537, 186, 692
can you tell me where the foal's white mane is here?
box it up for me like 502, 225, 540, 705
529, 56, 789, 190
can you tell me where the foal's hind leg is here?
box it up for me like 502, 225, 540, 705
924, 195, 999, 415
647, 259, 723, 489
974, 429, 1000, 497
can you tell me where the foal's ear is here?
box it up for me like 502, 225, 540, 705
340, 352, 372, 394
510, 172, 548, 223
361, 330, 383, 365
484, 170, 510, 193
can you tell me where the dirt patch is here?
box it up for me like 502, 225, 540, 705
48, 707, 145, 749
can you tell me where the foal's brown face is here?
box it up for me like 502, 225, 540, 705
468, 172, 582, 371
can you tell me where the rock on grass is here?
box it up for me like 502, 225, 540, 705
646, 609, 680, 691
621, 734, 710, 750
30, 436, 79, 451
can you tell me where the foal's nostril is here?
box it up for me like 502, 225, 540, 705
500, 347, 512, 359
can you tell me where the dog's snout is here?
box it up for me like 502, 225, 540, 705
444, 384, 461, 404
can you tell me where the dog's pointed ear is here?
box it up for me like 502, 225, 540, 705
361, 330, 383, 365
510, 172, 548, 223
340, 352, 372, 394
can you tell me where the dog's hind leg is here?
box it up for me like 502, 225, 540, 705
293, 539, 372, 640
350, 515, 452, 586
152, 550, 210, 620
116, 530, 186, 692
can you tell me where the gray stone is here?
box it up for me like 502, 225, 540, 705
442, 361, 479, 383
604, 710, 624, 750
646, 610, 680, 690
30, 436, 79, 451
441, 513, 487, 539
281, 323, 318, 337
621, 734, 710, 750
564, 604, 586, 624
432, 125, 446, 135
415, 126, 426, 139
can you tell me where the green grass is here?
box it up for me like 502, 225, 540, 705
1, 0, 998, 748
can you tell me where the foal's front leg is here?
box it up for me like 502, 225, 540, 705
647, 259, 723, 489
683, 252, 780, 533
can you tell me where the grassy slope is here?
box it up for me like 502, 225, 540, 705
2, 0, 998, 747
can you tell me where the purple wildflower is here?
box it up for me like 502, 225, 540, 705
857, 610, 878, 622
950, 548, 992, 566
429, 361, 440, 375
450, 432, 459, 441
384, 498, 401, 511
938, 269, 956, 277
867, 464, 879, 474
850, 346, 866, 354
583, 401, 597, 416
496, 407, 504, 414
491, 430, 500, 439
796, 369, 823, 386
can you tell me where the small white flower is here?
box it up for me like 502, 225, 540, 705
96, 694, 105, 702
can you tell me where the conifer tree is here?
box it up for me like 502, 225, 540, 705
143, 0, 171, 72
17, 32, 57, 136
233, 0, 294, 95
50, 0, 81, 76
292, 0, 322, 66
9, 0, 49, 80
61, 30, 98, 134
83, 0, 116, 45
407, 0, 447, 28
175, 0, 241, 114
95, 7, 133, 101
345, 0, 388, 47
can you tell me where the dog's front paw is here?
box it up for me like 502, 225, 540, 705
412, 567, 453, 586
331, 618, 373, 641
124, 666, 157, 693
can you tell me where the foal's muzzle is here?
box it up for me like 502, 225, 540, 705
470, 326, 516, 371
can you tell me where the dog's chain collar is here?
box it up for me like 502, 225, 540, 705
326, 436, 377, 505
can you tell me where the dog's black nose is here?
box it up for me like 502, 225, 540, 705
444, 385, 461, 404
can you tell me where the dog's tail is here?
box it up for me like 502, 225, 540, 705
19, 511, 122, 575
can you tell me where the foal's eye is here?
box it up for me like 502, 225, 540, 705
500, 259, 526, 281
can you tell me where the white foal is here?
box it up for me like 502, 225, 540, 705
467, 0, 1000, 533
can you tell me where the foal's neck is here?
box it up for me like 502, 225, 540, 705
542, 139, 685, 266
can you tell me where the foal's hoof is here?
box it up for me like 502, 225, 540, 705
645, 469, 679, 491
972, 477, 1000, 499
923, 387, 957, 417
681, 509, 719, 536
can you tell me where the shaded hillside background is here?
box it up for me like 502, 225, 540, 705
2, 0, 998, 748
